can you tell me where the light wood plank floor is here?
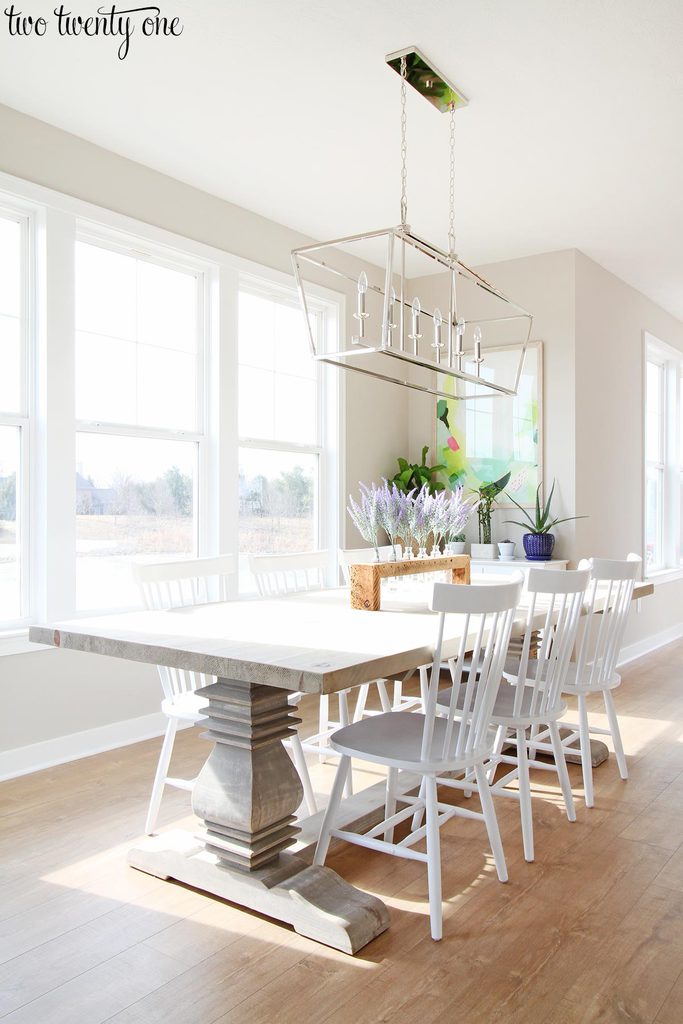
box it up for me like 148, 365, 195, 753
2, 641, 683, 1023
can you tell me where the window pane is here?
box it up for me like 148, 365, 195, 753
75, 241, 199, 430
0, 425, 20, 621
0, 315, 21, 415
238, 290, 318, 444
0, 216, 21, 318
0, 215, 22, 415
238, 447, 318, 593
646, 361, 662, 464
76, 433, 197, 610
645, 464, 663, 569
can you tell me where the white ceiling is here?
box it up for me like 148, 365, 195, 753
2, 0, 683, 317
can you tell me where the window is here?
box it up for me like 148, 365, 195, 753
74, 237, 206, 611
0, 209, 30, 626
644, 335, 683, 574
237, 279, 337, 592
0, 175, 341, 644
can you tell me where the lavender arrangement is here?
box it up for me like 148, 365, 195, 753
348, 480, 478, 559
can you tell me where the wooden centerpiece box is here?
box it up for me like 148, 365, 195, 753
349, 554, 471, 611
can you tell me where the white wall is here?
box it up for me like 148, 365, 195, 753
574, 251, 683, 648
0, 103, 408, 767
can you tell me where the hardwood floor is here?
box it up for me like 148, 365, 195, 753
2, 640, 683, 1023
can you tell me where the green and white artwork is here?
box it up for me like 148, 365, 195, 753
435, 342, 543, 508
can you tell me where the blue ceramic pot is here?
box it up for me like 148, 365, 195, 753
523, 532, 555, 561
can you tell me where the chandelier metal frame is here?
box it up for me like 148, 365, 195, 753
291, 46, 534, 401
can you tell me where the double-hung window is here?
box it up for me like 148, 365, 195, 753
644, 333, 683, 574
74, 234, 207, 611
0, 207, 30, 626
237, 276, 338, 592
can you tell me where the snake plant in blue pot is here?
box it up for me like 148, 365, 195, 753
504, 481, 586, 561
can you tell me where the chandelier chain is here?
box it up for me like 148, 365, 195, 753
448, 102, 456, 255
400, 54, 408, 226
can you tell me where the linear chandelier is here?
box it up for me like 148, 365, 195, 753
291, 47, 534, 401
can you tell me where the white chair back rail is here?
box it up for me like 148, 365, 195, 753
338, 545, 402, 585
132, 555, 236, 699
574, 555, 640, 690
249, 550, 328, 597
423, 577, 523, 765
512, 568, 591, 718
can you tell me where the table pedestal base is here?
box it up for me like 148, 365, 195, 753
129, 830, 389, 954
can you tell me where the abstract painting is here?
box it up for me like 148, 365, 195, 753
434, 342, 543, 508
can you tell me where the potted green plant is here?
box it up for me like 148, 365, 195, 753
497, 538, 516, 561
389, 446, 446, 496
505, 480, 586, 561
471, 472, 511, 559
450, 532, 466, 555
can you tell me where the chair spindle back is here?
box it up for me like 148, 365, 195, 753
423, 577, 523, 764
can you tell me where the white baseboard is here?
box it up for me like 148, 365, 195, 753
0, 711, 193, 783
618, 622, 683, 667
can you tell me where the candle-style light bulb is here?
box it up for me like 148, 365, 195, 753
410, 296, 422, 341
474, 326, 482, 358
455, 318, 465, 355
357, 271, 368, 317
432, 307, 443, 350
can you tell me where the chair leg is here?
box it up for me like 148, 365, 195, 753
384, 767, 398, 842
314, 756, 351, 866
338, 692, 354, 799
425, 776, 443, 941
516, 727, 534, 862
475, 764, 508, 883
376, 680, 392, 713
528, 723, 540, 762
318, 695, 331, 762
393, 678, 403, 709
603, 689, 628, 780
353, 683, 369, 722
488, 725, 507, 784
289, 732, 318, 815
145, 717, 178, 835
549, 720, 576, 822
578, 694, 594, 807
411, 777, 426, 831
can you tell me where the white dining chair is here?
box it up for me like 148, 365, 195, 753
132, 555, 237, 835
436, 568, 591, 862
314, 576, 522, 941
338, 545, 418, 716
558, 554, 641, 807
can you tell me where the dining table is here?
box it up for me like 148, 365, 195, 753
28, 575, 654, 955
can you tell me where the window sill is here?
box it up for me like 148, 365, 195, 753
0, 629, 57, 657
644, 567, 683, 585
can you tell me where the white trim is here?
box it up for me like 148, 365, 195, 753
618, 621, 683, 668
0, 711, 193, 782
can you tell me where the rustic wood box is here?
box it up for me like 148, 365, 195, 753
349, 555, 471, 611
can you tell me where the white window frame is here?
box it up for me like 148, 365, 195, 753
644, 332, 683, 579
0, 170, 342, 651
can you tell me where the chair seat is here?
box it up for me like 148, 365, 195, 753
330, 711, 490, 772
437, 681, 566, 726
161, 690, 209, 722
503, 656, 621, 692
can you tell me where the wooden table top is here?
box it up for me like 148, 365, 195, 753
29, 580, 654, 696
